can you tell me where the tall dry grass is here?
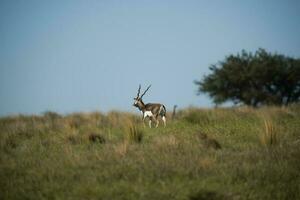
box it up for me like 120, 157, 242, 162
260, 119, 279, 147
123, 119, 144, 143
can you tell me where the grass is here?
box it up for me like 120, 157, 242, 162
0, 105, 300, 199
260, 118, 279, 147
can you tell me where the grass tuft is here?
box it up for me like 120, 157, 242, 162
88, 133, 106, 144
124, 120, 144, 143
260, 118, 279, 147
197, 132, 222, 150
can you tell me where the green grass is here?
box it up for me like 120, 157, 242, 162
1, 105, 300, 200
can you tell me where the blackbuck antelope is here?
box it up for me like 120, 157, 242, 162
133, 85, 167, 128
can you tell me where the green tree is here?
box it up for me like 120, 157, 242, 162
195, 49, 300, 106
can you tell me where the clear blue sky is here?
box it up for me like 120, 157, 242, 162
1, 0, 300, 116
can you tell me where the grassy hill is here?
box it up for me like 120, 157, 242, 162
1, 105, 300, 200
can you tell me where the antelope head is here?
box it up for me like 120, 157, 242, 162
133, 84, 151, 109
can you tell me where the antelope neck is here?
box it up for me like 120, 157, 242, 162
137, 99, 146, 112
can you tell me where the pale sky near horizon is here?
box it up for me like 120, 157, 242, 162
1, 0, 300, 116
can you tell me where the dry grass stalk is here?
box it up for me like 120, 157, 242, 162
260, 119, 279, 147
124, 120, 143, 143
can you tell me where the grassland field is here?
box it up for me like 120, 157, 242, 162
1, 105, 300, 200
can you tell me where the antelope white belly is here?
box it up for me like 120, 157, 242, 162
144, 111, 153, 118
